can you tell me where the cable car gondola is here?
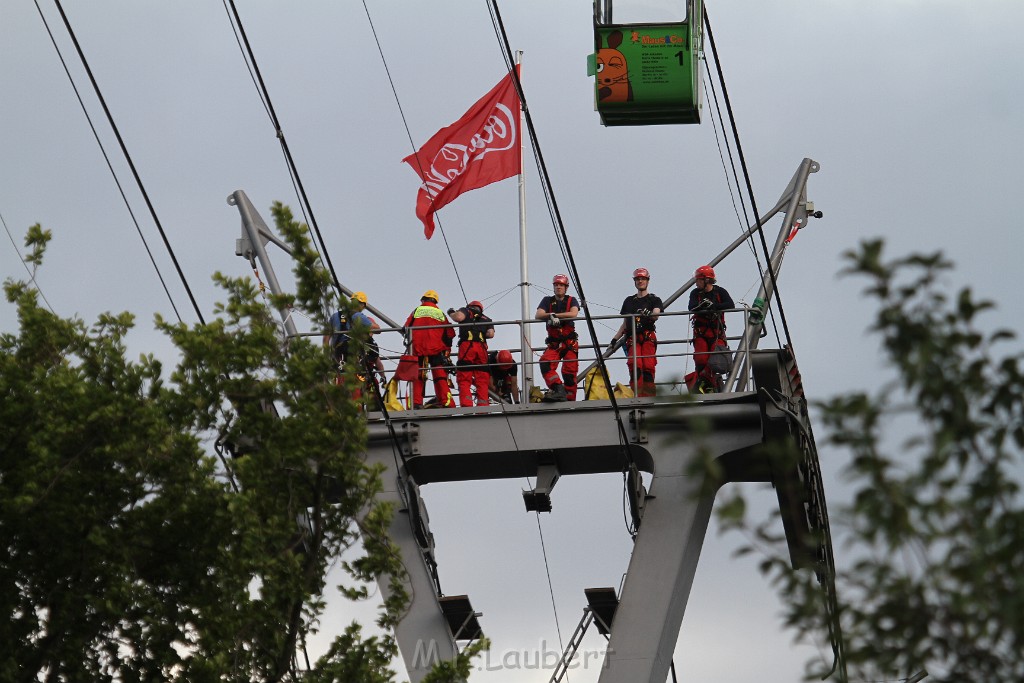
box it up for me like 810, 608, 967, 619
590, 0, 703, 126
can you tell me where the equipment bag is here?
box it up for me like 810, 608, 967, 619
384, 378, 405, 412
395, 355, 421, 382
584, 368, 635, 400
707, 338, 733, 375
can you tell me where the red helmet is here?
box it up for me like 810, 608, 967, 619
468, 300, 484, 312
552, 274, 569, 286
496, 349, 514, 368
695, 265, 716, 281
632, 267, 650, 279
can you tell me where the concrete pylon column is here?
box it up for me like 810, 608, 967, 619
597, 455, 714, 682
598, 419, 764, 683
371, 465, 456, 683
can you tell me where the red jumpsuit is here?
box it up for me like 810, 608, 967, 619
688, 285, 734, 392
619, 293, 664, 397
403, 302, 455, 408
455, 308, 494, 407
538, 294, 579, 400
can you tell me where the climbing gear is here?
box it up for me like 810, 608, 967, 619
468, 300, 484, 313
632, 267, 650, 279
545, 295, 576, 334
552, 274, 569, 286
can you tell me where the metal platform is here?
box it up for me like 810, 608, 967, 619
365, 348, 843, 683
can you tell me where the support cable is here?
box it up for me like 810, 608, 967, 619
703, 67, 779, 322
705, 17, 842, 672
357, 2, 573, 653
533, 506, 567, 658
488, 4, 643, 655
221, 0, 347, 309
48, 0, 200, 323
489, 0, 643, 543
359, 0, 468, 303
219, 6, 421, 554
223, 4, 428, 575
702, 69, 760, 268
703, 9, 793, 351
488, 0, 643, 546
352, 1, 487, 610
486, 0, 634, 464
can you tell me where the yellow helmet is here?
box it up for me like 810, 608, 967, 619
352, 291, 368, 305
422, 289, 440, 303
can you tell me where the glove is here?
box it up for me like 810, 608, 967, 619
696, 297, 714, 310
548, 315, 562, 327
446, 308, 456, 316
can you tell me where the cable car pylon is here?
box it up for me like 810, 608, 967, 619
228, 156, 845, 682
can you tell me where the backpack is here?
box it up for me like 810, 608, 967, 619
329, 312, 350, 362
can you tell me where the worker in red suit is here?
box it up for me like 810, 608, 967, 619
448, 300, 494, 407
535, 274, 579, 401
688, 265, 734, 393
403, 289, 455, 409
612, 267, 663, 397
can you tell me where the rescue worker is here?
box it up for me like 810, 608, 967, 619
324, 291, 384, 397
535, 274, 579, 401
687, 265, 734, 393
448, 300, 495, 406
488, 349, 520, 404
403, 290, 456, 409
612, 268, 663, 397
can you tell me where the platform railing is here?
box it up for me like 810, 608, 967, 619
318, 305, 759, 408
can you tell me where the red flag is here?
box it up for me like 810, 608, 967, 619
403, 68, 522, 239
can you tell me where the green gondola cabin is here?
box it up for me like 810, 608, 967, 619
590, 0, 704, 126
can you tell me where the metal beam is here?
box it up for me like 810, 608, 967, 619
724, 158, 820, 391
576, 157, 819, 382
228, 190, 404, 330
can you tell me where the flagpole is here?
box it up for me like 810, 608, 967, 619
516, 51, 533, 398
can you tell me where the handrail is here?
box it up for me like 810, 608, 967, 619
317, 307, 759, 403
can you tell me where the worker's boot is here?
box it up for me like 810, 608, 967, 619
544, 383, 568, 402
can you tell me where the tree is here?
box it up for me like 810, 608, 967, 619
0, 209, 410, 682
720, 239, 1024, 682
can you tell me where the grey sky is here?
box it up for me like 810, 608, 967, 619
3, 1, 1022, 681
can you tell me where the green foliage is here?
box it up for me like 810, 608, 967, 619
420, 639, 490, 683
725, 239, 1024, 682
0, 209, 414, 682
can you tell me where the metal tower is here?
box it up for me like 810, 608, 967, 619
229, 157, 845, 682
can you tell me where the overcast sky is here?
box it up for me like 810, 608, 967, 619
3, 1, 1022, 681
